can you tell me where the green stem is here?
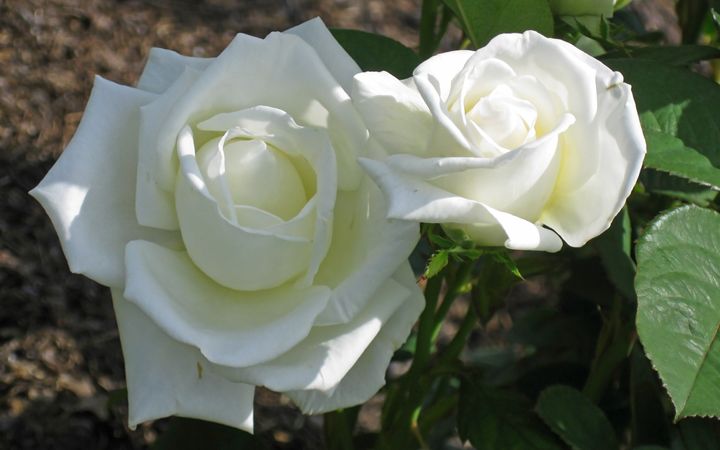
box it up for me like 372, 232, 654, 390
410, 273, 444, 374
418, 0, 440, 60
418, 393, 459, 434
410, 407, 430, 450
437, 306, 478, 366
432, 5, 454, 50
380, 259, 478, 446
430, 262, 474, 343
582, 295, 634, 402
379, 271, 443, 440
324, 409, 358, 450
378, 269, 446, 448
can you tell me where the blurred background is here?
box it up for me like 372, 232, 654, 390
0, 0, 682, 449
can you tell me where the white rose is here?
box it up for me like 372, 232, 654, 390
30, 18, 423, 432
353, 31, 645, 251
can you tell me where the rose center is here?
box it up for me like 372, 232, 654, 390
465, 85, 538, 152
196, 138, 307, 221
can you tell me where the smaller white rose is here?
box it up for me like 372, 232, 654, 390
353, 31, 645, 252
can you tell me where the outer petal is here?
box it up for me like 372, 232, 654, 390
411, 52, 480, 156
29, 77, 181, 289
285, 17, 361, 93
112, 290, 255, 432
352, 71, 433, 156
213, 271, 411, 392
312, 179, 420, 325
413, 50, 474, 101
414, 72, 474, 156
136, 47, 212, 94
287, 263, 425, 414
136, 67, 202, 230
540, 76, 645, 246
123, 240, 331, 367
359, 158, 562, 251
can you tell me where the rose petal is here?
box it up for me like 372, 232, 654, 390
447, 58, 518, 125
313, 179, 419, 325
123, 240, 331, 367
359, 157, 563, 251
471, 31, 601, 124
112, 290, 255, 432
213, 269, 412, 392
137, 47, 211, 94
136, 67, 202, 230
505, 74, 564, 136
371, 114, 573, 222
197, 106, 328, 199
352, 71, 433, 156
414, 72, 475, 155
540, 74, 645, 246
417, 114, 573, 221
456, 32, 617, 190
285, 17, 361, 93
413, 50, 474, 101
286, 263, 425, 414
29, 77, 181, 288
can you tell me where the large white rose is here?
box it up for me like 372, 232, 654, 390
354, 31, 645, 252
30, 18, 423, 432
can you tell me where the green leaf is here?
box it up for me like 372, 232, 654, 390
428, 231, 455, 248
458, 378, 563, 450
605, 58, 720, 204
425, 250, 450, 278
602, 45, 720, 66
472, 253, 524, 319
605, 59, 720, 167
593, 207, 636, 300
441, 0, 553, 47
536, 385, 619, 450
640, 170, 718, 207
151, 417, 266, 450
643, 129, 720, 190
489, 250, 524, 280
330, 29, 420, 79
635, 205, 720, 420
